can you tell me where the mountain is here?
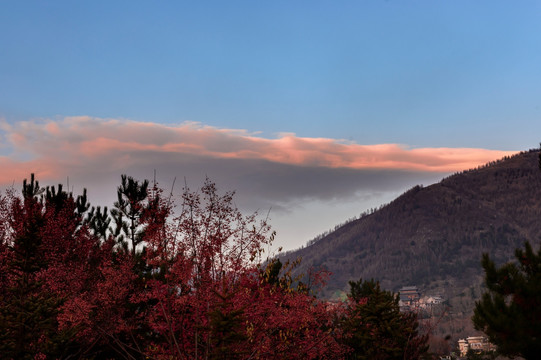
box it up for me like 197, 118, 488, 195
282, 149, 541, 300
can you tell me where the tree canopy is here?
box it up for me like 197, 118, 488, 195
0, 174, 429, 359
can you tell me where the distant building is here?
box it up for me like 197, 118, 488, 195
399, 286, 420, 303
425, 295, 444, 305
457, 339, 468, 356
398, 286, 421, 311
457, 336, 496, 357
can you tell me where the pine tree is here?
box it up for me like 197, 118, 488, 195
340, 278, 428, 360
86, 205, 111, 240
111, 174, 149, 256
207, 286, 247, 360
472, 241, 541, 359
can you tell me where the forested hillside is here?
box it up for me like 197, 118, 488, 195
283, 149, 541, 298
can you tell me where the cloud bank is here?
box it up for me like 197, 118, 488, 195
0, 116, 516, 203
0, 117, 517, 249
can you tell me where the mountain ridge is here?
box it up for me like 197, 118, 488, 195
281, 148, 541, 300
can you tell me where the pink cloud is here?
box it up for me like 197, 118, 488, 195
0, 117, 516, 187
0, 157, 60, 185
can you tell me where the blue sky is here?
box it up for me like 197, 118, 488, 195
0, 1, 539, 250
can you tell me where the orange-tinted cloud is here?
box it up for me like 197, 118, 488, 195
0, 116, 520, 251
0, 116, 516, 187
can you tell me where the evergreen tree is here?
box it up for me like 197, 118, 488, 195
472, 241, 541, 359
207, 287, 247, 360
111, 174, 149, 256
340, 278, 428, 360
86, 205, 111, 240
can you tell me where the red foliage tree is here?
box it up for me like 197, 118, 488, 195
136, 179, 345, 359
0, 174, 429, 359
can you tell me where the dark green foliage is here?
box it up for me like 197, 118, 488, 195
260, 257, 310, 293
340, 278, 428, 360
0, 290, 76, 359
86, 205, 110, 239
22, 173, 44, 200
261, 258, 283, 286
111, 174, 149, 256
465, 348, 483, 360
472, 241, 541, 359
208, 288, 247, 360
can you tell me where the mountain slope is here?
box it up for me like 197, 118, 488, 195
283, 149, 541, 298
